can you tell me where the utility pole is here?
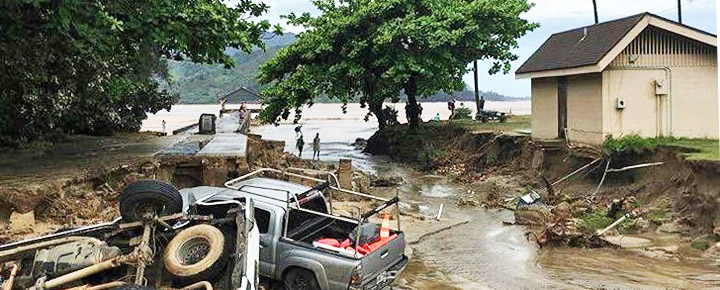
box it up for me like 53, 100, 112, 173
473, 60, 480, 118
677, 0, 682, 24
592, 0, 598, 24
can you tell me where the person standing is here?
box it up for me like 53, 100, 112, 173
312, 133, 321, 160
479, 96, 486, 111
447, 98, 456, 120
295, 126, 304, 157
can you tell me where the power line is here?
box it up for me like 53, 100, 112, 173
654, 0, 703, 15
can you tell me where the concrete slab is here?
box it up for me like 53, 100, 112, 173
601, 235, 653, 248
196, 133, 247, 156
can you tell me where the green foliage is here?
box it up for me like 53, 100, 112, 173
454, 107, 473, 120
578, 210, 632, 235
603, 135, 659, 153
257, 0, 537, 129
648, 209, 670, 226
691, 240, 710, 251
0, 0, 272, 146
603, 135, 719, 160
418, 147, 446, 169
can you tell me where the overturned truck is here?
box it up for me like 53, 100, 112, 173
0, 168, 407, 290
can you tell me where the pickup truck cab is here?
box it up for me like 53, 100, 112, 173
188, 168, 408, 290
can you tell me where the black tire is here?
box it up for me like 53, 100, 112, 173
283, 268, 320, 290
163, 224, 230, 284
119, 180, 183, 222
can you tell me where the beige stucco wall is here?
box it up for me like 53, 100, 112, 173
566, 73, 604, 144
530, 77, 558, 140
602, 69, 667, 139
669, 66, 719, 139
603, 67, 718, 140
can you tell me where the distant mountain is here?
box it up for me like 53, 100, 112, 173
169, 32, 297, 104
169, 32, 526, 104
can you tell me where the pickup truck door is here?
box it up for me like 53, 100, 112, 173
254, 202, 280, 277
240, 199, 260, 290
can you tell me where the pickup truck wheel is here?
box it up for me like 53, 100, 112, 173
119, 180, 182, 222
163, 224, 228, 283
283, 268, 320, 290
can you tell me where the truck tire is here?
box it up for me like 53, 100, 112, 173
119, 180, 182, 222
283, 268, 320, 290
163, 224, 228, 283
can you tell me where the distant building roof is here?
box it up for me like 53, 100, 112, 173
515, 13, 717, 78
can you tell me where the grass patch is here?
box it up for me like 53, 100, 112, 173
578, 210, 636, 235
453, 115, 530, 134
691, 240, 710, 251
647, 208, 671, 226
603, 135, 719, 161
578, 210, 615, 234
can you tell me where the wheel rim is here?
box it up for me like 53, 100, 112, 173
177, 237, 211, 265
292, 276, 309, 290
135, 202, 167, 219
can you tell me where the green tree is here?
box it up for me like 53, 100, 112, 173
257, 0, 537, 129
0, 0, 274, 146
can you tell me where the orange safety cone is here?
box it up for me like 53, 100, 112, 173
380, 212, 391, 239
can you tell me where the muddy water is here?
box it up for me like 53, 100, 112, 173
372, 161, 571, 289
371, 160, 720, 290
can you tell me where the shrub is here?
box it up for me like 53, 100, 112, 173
578, 210, 615, 234
454, 107, 472, 120
602, 134, 669, 153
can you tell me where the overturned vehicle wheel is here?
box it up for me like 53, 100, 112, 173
119, 180, 183, 222
163, 224, 229, 283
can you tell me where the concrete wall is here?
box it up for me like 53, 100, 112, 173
531, 77, 558, 140
566, 73, 604, 144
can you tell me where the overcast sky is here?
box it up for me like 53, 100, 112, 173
228, 0, 717, 98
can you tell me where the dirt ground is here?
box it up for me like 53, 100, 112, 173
3, 123, 720, 289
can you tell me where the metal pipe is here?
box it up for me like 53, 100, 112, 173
0, 237, 104, 262
606, 162, 665, 173
180, 281, 213, 290
596, 214, 629, 236
551, 158, 602, 187
134, 225, 153, 285
35, 254, 133, 290
86, 281, 127, 290
3, 263, 19, 290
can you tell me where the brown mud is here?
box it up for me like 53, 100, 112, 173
366, 122, 720, 289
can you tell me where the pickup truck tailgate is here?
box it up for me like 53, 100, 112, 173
360, 232, 407, 287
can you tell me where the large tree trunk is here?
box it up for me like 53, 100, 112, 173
405, 75, 421, 130
369, 99, 387, 130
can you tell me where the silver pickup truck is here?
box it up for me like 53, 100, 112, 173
186, 168, 408, 290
